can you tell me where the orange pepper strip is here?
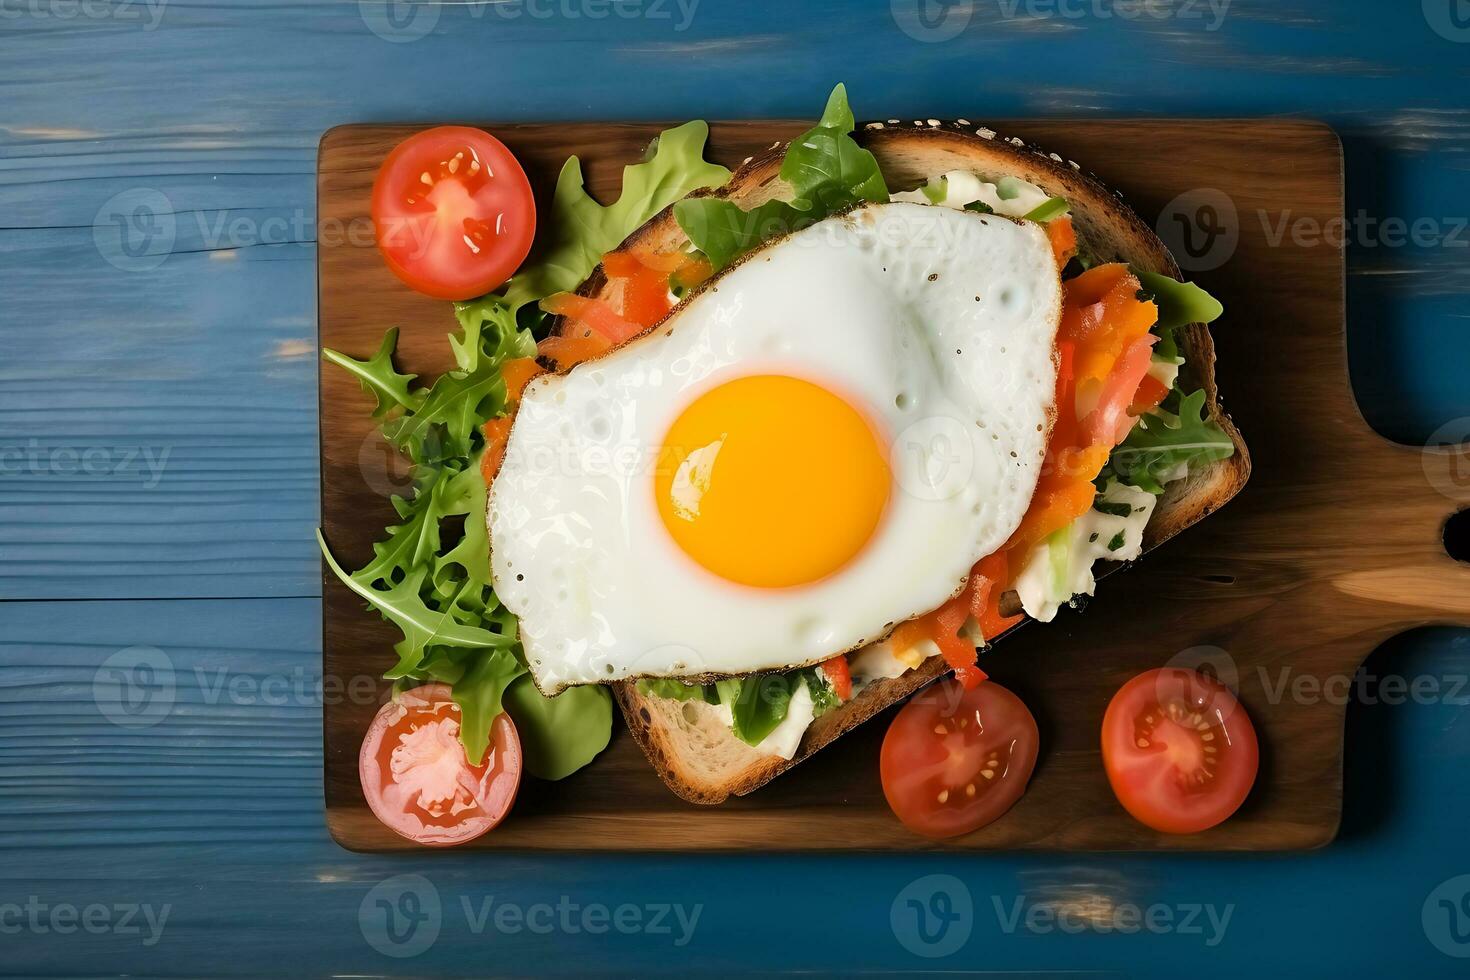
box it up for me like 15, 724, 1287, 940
535, 333, 610, 370
1046, 216, 1078, 270
480, 415, 514, 484
500, 356, 544, 404
820, 655, 853, 701
541, 292, 644, 344
931, 593, 989, 689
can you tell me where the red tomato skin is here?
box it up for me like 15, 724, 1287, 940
359, 683, 522, 846
371, 126, 536, 301
1101, 668, 1259, 835
880, 680, 1040, 839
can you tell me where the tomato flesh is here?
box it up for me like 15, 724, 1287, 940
371, 126, 535, 300
1101, 668, 1258, 834
881, 680, 1039, 839
359, 683, 522, 846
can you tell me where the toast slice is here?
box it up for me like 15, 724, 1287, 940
554, 121, 1251, 804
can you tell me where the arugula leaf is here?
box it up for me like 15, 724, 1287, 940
1103, 389, 1235, 494
503, 676, 613, 780
317, 531, 512, 667
1133, 269, 1224, 331
320, 119, 732, 771
674, 83, 888, 271
452, 647, 527, 766
501, 120, 731, 311
321, 327, 423, 418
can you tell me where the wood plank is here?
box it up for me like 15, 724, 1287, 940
320, 117, 1468, 852
3, 596, 1468, 979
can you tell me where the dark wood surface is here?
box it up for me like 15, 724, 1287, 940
319, 119, 1467, 852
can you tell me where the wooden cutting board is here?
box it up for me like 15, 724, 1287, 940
318, 118, 1469, 852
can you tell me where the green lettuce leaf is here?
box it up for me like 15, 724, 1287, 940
320, 119, 732, 770
717, 674, 795, 745
1103, 388, 1235, 494
636, 677, 720, 704
674, 83, 888, 271
503, 676, 614, 780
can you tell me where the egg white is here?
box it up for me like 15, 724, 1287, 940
490, 202, 1061, 693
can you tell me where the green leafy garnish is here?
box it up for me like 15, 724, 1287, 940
503, 676, 614, 780
674, 83, 888, 270
1107, 531, 1127, 552
320, 120, 732, 767
1133, 269, 1224, 331
716, 674, 796, 745
1023, 196, 1070, 223
638, 667, 838, 747
501, 120, 731, 311
636, 677, 720, 704
1103, 388, 1235, 494
804, 671, 840, 717
322, 327, 423, 418
963, 200, 995, 215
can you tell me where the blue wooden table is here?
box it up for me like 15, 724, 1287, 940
4, 1, 1469, 975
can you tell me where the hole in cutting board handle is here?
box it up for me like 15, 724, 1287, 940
1446, 509, 1470, 564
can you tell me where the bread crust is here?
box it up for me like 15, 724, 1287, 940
553, 121, 1251, 803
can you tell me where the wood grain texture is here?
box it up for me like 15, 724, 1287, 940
5, 1, 1470, 976
319, 117, 1464, 852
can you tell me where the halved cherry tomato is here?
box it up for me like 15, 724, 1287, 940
500, 357, 544, 404
371, 127, 536, 301
820, 655, 852, 701
359, 683, 522, 846
1101, 668, 1258, 834
536, 333, 611, 369
881, 679, 1039, 839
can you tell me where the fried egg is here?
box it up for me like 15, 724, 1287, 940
490, 202, 1061, 693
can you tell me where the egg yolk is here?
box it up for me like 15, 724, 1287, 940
655, 375, 891, 588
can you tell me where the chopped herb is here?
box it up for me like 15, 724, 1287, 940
1107, 531, 1127, 552
1093, 499, 1135, 518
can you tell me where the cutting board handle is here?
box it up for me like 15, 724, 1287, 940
1339, 446, 1470, 627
